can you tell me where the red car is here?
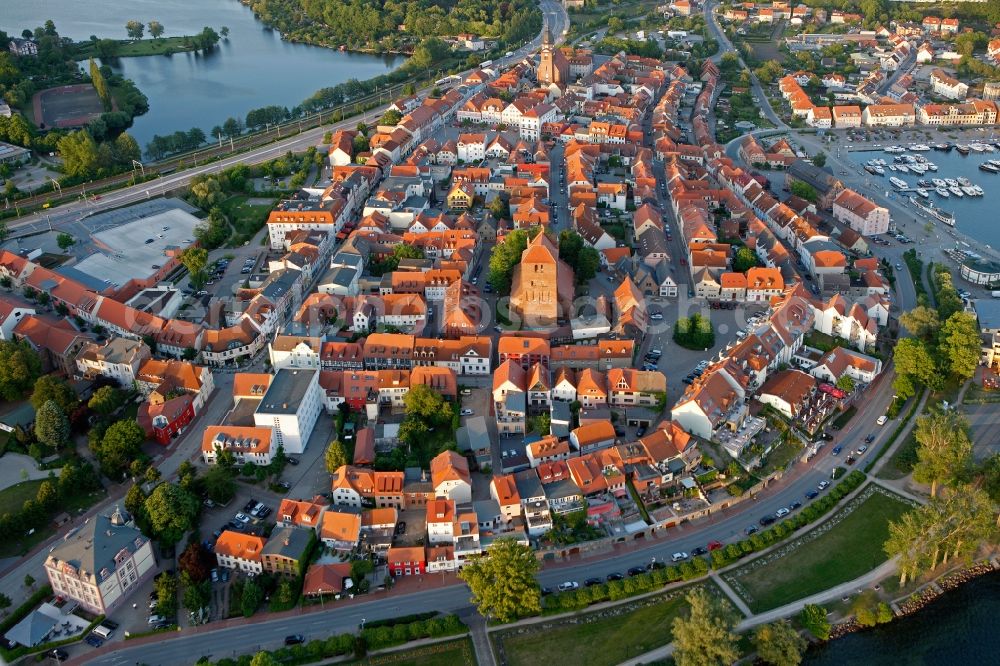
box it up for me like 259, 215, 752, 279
707, 540, 723, 551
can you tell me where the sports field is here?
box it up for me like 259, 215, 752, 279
33, 84, 105, 129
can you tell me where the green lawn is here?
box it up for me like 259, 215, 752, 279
221, 195, 274, 246
0, 479, 107, 558
499, 590, 694, 666
726, 489, 912, 612
876, 431, 918, 480
73, 36, 202, 59
349, 639, 475, 666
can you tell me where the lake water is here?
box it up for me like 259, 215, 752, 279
846, 143, 1000, 250
805, 570, 1000, 665
2, 0, 403, 152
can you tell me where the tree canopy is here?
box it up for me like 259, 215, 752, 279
557, 230, 599, 284
912, 411, 972, 498
325, 439, 348, 474
0, 340, 43, 401
31, 375, 77, 413
144, 482, 200, 546
753, 620, 807, 666
671, 588, 740, 666
35, 400, 70, 449
458, 538, 540, 623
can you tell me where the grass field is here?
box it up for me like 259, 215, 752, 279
726, 489, 912, 613
876, 431, 918, 480
73, 36, 202, 59
352, 639, 475, 666
499, 590, 695, 666
220, 195, 273, 246
0, 479, 106, 558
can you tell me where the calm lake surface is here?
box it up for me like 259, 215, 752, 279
3, 0, 403, 152
805, 570, 1000, 665
846, 143, 1000, 250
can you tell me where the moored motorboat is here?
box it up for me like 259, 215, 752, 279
936, 187, 949, 198
949, 186, 964, 197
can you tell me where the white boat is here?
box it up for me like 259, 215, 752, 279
890, 176, 908, 189
889, 164, 899, 171
911, 196, 956, 226
936, 187, 950, 198
909, 164, 927, 174
945, 178, 959, 187
911, 144, 930, 151
989, 160, 1000, 168
972, 185, 984, 196
925, 163, 938, 171
971, 143, 988, 152
949, 186, 964, 197
957, 177, 972, 187
932, 178, 945, 187
885, 145, 905, 153
917, 188, 930, 198
962, 186, 977, 196
873, 165, 885, 175
897, 164, 910, 173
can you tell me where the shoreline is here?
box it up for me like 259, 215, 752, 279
823, 560, 998, 643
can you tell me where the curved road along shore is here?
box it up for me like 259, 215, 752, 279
7, 0, 569, 240
31, 4, 921, 663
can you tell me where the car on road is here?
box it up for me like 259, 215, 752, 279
832, 446, 843, 456
541, 587, 553, 596
584, 578, 603, 587
691, 546, 708, 556
876, 415, 888, 426
856, 445, 868, 455
682, 376, 695, 385
285, 635, 305, 646
789, 501, 802, 511
671, 552, 689, 562
650, 312, 664, 321
277, 481, 291, 491
818, 481, 830, 491
627, 566, 647, 576
865, 434, 876, 444
775, 508, 790, 518
460, 408, 474, 416
805, 490, 819, 500
211, 568, 219, 583
287, 457, 299, 465
707, 540, 723, 551
635, 426, 647, 438
84, 635, 103, 647
557, 581, 579, 592
148, 614, 166, 625
759, 515, 776, 526
744, 525, 759, 535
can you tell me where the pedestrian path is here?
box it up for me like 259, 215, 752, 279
619, 558, 900, 666
710, 572, 752, 617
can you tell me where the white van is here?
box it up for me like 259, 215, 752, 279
876, 415, 888, 426
93, 625, 113, 639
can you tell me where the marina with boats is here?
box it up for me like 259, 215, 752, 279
856, 141, 1000, 231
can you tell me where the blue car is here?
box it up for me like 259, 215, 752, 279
805, 490, 819, 500
831, 445, 843, 456
85, 634, 103, 647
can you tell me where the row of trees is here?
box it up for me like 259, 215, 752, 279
894, 262, 981, 401
557, 230, 600, 284
0, 462, 103, 542
145, 128, 206, 160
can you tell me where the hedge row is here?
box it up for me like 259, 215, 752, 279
544, 470, 867, 613
196, 614, 467, 666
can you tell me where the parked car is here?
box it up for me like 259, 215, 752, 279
832, 446, 843, 456
584, 578, 603, 587
84, 635, 103, 647
395, 521, 406, 535
285, 635, 305, 646
856, 445, 869, 455
775, 507, 790, 518
865, 434, 876, 444
818, 481, 830, 491
48, 649, 69, 661
460, 408, 474, 416
744, 525, 759, 536
805, 490, 819, 500
759, 515, 776, 526
286, 457, 300, 465
606, 572, 624, 581
211, 569, 219, 583
691, 546, 708, 556
789, 501, 802, 511
650, 312, 664, 321
671, 552, 688, 562
876, 415, 888, 426
707, 540, 723, 551
627, 566, 647, 576
557, 581, 579, 592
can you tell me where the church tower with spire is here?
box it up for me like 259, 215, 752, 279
537, 25, 569, 85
